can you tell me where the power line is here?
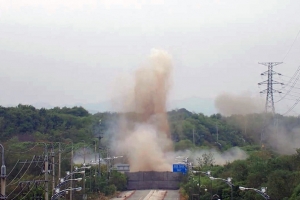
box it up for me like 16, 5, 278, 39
6, 160, 20, 178
7, 156, 36, 186
283, 97, 300, 115
18, 185, 38, 200
6, 160, 28, 186
8, 182, 30, 200
280, 92, 300, 98
275, 73, 300, 103
281, 89, 300, 96
272, 66, 300, 115
282, 28, 300, 62
6, 144, 39, 154
270, 66, 300, 88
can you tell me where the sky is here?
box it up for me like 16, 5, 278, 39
1, 0, 300, 115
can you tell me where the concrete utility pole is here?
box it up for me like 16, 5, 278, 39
0, 144, 6, 200
244, 117, 247, 135
83, 141, 86, 200
106, 148, 109, 180
94, 141, 97, 167
258, 62, 283, 114
51, 145, 55, 195
58, 143, 61, 185
70, 142, 73, 200
97, 119, 102, 178
44, 144, 49, 200
192, 128, 195, 146
56, 143, 61, 200
216, 122, 218, 142
96, 135, 102, 178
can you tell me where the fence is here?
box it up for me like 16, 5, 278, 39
125, 171, 183, 190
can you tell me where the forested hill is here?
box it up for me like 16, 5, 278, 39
2, 105, 300, 199
0, 105, 241, 148
1, 105, 300, 152
0, 104, 93, 142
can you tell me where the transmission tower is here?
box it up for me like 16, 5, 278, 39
258, 62, 283, 114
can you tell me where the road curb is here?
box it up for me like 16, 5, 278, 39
124, 190, 136, 200
163, 190, 168, 199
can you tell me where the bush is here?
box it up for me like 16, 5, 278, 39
103, 184, 116, 196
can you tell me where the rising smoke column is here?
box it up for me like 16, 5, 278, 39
215, 92, 264, 116
111, 49, 174, 171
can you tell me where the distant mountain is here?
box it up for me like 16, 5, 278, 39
28, 97, 217, 115
32, 102, 112, 114
168, 97, 216, 116
2, 102, 54, 109
79, 101, 112, 114
32, 102, 54, 109
81, 97, 216, 115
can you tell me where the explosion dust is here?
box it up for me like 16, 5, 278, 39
215, 92, 264, 116
111, 49, 174, 171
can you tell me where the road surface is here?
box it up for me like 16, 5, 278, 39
163, 190, 180, 200
112, 190, 180, 200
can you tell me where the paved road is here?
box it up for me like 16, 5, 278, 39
164, 190, 180, 200
116, 190, 179, 200
126, 190, 151, 200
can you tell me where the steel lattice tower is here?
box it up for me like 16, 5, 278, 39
258, 62, 283, 114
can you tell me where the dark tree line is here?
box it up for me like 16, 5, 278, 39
2, 105, 300, 199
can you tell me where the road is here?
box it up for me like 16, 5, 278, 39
112, 190, 180, 200
163, 190, 180, 200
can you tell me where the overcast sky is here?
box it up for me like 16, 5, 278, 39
1, 0, 300, 114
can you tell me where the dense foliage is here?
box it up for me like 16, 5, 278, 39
181, 148, 300, 200
1, 105, 300, 199
0, 104, 92, 142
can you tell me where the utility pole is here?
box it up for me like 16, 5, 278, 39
57, 143, 61, 200
106, 148, 109, 182
192, 128, 195, 146
96, 135, 102, 178
58, 143, 61, 186
244, 117, 247, 135
70, 142, 73, 200
94, 141, 97, 167
275, 118, 279, 138
97, 119, 102, 178
44, 144, 49, 200
216, 122, 218, 142
93, 140, 97, 191
51, 145, 55, 196
0, 144, 6, 200
258, 62, 283, 114
83, 141, 86, 200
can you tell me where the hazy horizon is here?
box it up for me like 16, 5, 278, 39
1, 0, 300, 115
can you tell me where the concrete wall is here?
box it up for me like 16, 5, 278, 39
125, 171, 183, 190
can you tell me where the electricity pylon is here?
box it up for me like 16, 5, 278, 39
258, 62, 283, 114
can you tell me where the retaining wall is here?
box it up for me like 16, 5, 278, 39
125, 171, 182, 190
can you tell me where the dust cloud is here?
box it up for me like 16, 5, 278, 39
73, 147, 99, 165
109, 51, 253, 171
174, 147, 248, 166
214, 93, 300, 155
264, 125, 300, 155
215, 93, 264, 116
110, 49, 174, 172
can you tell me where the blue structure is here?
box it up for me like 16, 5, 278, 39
172, 164, 187, 174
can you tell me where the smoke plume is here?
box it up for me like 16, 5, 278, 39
111, 49, 174, 171
215, 92, 264, 116
174, 147, 248, 166
264, 125, 300, 155
215, 92, 300, 155
73, 147, 99, 165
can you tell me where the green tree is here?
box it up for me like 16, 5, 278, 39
109, 170, 127, 191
